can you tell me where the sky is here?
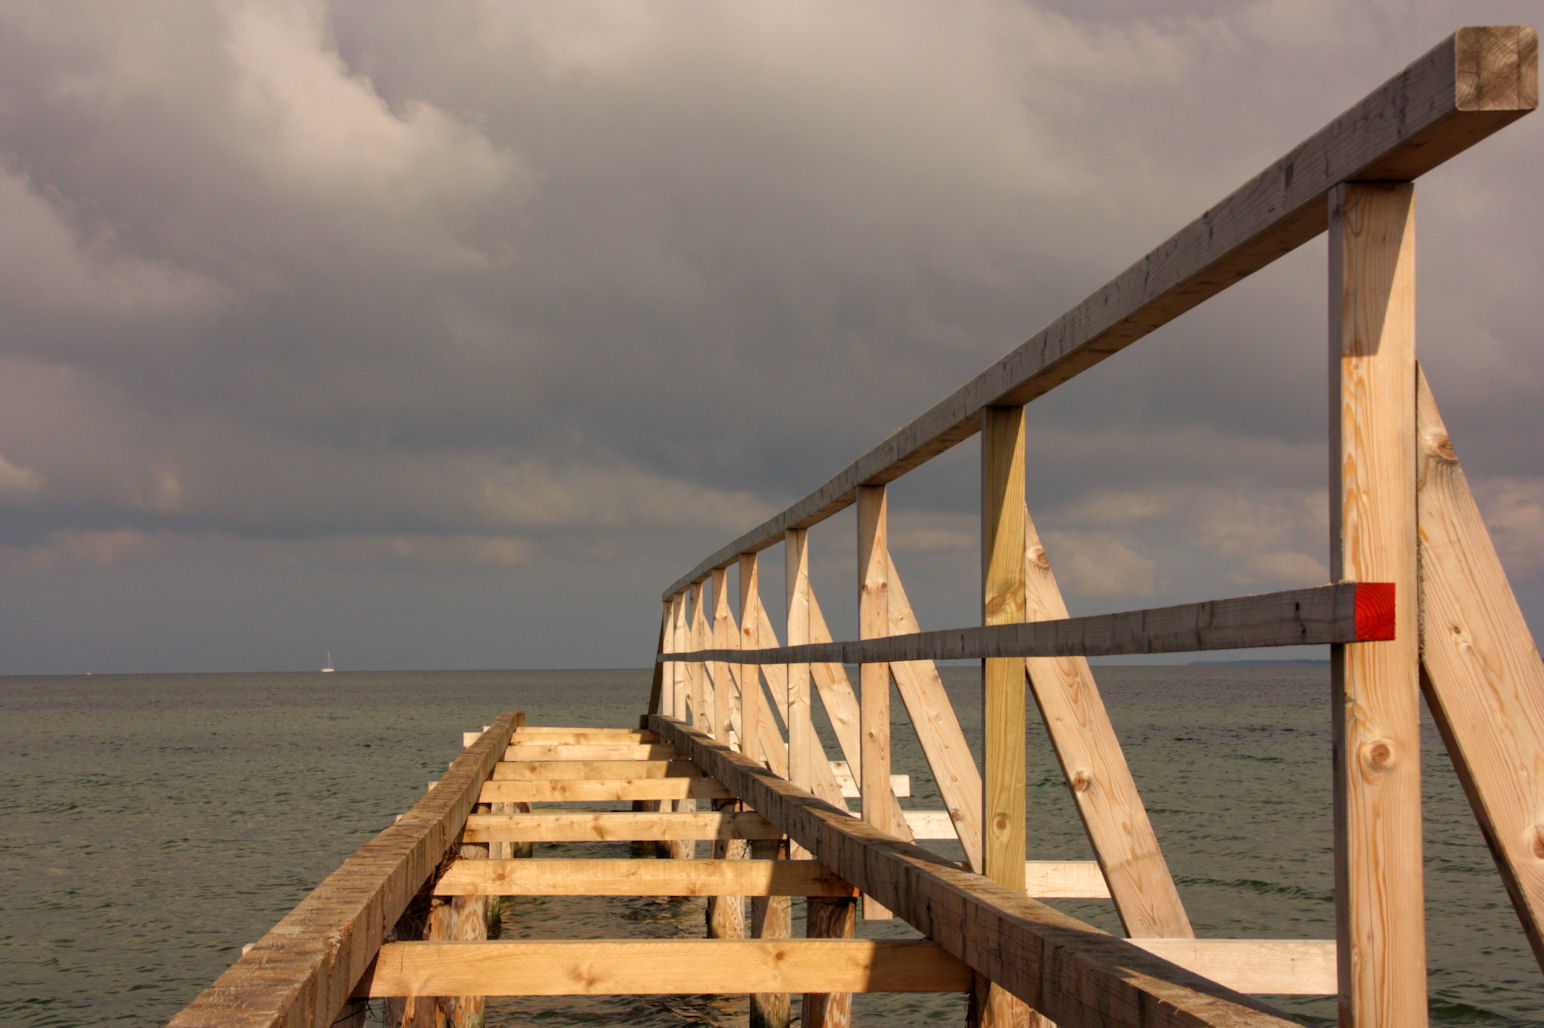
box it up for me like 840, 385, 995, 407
1, 1, 1540, 675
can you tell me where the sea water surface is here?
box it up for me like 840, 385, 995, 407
0, 665, 1537, 1026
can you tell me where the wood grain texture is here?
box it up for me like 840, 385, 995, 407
1416, 366, 1544, 969
786, 527, 817, 841
1127, 940, 1336, 996
664, 27, 1537, 602
750, 836, 794, 1028
491, 758, 699, 781
979, 407, 1035, 1028
712, 567, 738, 745
503, 743, 679, 762
478, 777, 733, 803
357, 939, 972, 997
886, 555, 987, 871
668, 583, 1380, 665
433, 858, 855, 897
170, 715, 520, 1028
1021, 502, 1192, 939
740, 553, 767, 765
651, 717, 1304, 1028
462, 810, 782, 843
857, 484, 895, 922
1329, 181, 1425, 1027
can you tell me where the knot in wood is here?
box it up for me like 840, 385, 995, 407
1532, 824, 1544, 861
1361, 738, 1395, 771
1070, 770, 1093, 792
992, 813, 1012, 834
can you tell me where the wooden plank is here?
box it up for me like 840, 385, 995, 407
1415, 366, 1544, 969
750, 836, 794, 1028
479, 777, 734, 803
492, 759, 701, 781
664, 26, 1537, 601
357, 939, 973, 997
805, 886, 860, 1028
1024, 861, 1110, 899
1021, 501, 1192, 939
461, 810, 782, 843
903, 810, 968, 840
786, 528, 818, 826
740, 553, 767, 766
1128, 940, 1336, 996
858, 484, 895, 920
809, 588, 909, 834
667, 582, 1388, 665
434, 858, 856, 897
653, 716, 1304, 1028
650, 598, 669, 719
691, 580, 711, 731
1329, 181, 1425, 1027
886, 554, 987, 872
829, 763, 910, 799
979, 405, 1036, 1028
509, 729, 655, 745
169, 714, 521, 1028
503, 743, 679, 761
672, 592, 689, 721
712, 566, 738, 744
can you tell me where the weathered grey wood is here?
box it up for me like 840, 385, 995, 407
668, 582, 1387, 665
651, 716, 1304, 1028
665, 26, 1536, 602
170, 714, 520, 1028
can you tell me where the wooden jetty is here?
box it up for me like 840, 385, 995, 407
172, 27, 1541, 1028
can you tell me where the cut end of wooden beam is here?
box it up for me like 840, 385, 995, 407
1353, 582, 1397, 640
1454, 26, 1539, 111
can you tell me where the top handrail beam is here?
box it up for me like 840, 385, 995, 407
665, 25, 1536, 599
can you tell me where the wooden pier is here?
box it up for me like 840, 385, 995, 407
172, 27, 1540, 1028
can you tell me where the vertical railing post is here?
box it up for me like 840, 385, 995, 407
1329, 181, 1425, 1027
786, 528, 814, 817
739, 553, 766, 765
656, 598, 673, 719
670, 592, 689, 722
857, 484, 894, 920
711, 567, 736, 744
690, 580, 710, 733
976, 405, 1038, 1028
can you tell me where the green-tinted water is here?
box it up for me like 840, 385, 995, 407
0, 666, 1536, 1025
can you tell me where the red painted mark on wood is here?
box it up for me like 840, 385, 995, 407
1354, 583, 1396, 640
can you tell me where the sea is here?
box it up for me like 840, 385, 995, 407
1, 665, 1538, 1026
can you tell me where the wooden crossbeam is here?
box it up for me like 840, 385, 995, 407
433, 858, 856, 897
355, 939, 973, 997
1129, 940, 1336, 997
667, 583, 1392, 666
652, 715, 1303, 1027
829, 763, 910, 799
503, 743, 679, 761
1416, 367, 1544, 969
664, 26, 1537, 600
1024, 861, 1110, 899
510, 727, 654, 741
461, 810, 782, 843
479, 777, 734, 803
491, 758, 701, 781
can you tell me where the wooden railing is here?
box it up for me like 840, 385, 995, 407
651, 26, 1541, 1028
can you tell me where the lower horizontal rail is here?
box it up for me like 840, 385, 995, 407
462, 811, 782, 842
666, 582, 1392, 665
479, 776, 733, 802
434, 858, 856, 897
355, 939, 972, 996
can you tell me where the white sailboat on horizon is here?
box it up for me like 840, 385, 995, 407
321, 650, 335, 673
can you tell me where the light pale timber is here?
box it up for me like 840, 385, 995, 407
1416, 366, 1544, 968
1329, 181, 1425, 1027
357, 939, 972, 997
653, 716, 1303, 1028
857, 484, 895, 919
1021, 501, 1192, 939
479, 777, 733, 803
462, 811, 782, 843
979, 405, 1039, 1028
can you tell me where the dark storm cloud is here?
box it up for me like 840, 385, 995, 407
1, 0, 1540, 672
